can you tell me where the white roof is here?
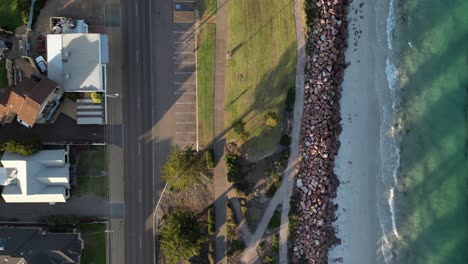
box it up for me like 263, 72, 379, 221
47, 33, 105, 92
0, 150, 70, 203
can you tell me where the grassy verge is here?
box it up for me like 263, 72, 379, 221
0, 62, 8, 87
198, 0, 217, 17
79, 224, 107, 264
226, 0, 296, 158
77, 176, 106, 197
0, 0, 22, 31
197, 24, 216, 148
77, 147, 107, 172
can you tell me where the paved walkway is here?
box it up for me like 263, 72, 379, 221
213, 0, 229, 263
232, 0, 307, 262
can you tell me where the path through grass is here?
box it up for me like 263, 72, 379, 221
226, 0, 296, 159
197, 24, 216, 148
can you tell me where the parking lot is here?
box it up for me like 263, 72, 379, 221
172, 18, 198, 149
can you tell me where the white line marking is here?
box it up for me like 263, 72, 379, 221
136, 50, 139, 64
176, 122, 196, 124
174, 82, 196, 84
135, 3, 138, 16
174, 92, 196, 95
175, 102, 196, 105
138, 143, 141, 156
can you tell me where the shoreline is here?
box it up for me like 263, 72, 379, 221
328, 0, 382, 263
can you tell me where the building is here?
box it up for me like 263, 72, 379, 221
47, 33, 108, 92
0, 227, 82, 264
0, 149, 71, 203
0, 77, 63, 128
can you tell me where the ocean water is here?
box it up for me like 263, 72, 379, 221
377, 0, 468, 263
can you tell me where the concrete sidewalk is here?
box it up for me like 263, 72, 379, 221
213, 0, 229, 263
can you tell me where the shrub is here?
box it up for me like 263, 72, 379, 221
272, 234, 279, 253
280, 134, 291, 146
228, 239, 244, 256
264, 255, 274, 264
268, 208, 281, 229
264, 111, 279, 127
208, 206, 215, 235
232, 119, 246, 136
91, 92, 104, 104
0, 140, 40, 156
205, 149, 215, 169
65, 92, 82, 101
225, 154, 245, 183
46, 216, 79, 226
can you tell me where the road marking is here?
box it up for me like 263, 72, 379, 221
174, 81, 196, 85
174, 91, 196, 95
175, 72, 194, 74
138, 143, 141, 156
176, 122, 196, 124
136, 50, 139, 64
139, 235, 142, 248
174, 51, 194, 54
175, 102, 196, 105
137, 96, 141, 110
139, 189, 142, 203
135, 2, 138, 16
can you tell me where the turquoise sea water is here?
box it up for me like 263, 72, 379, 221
386, 0, 468, 263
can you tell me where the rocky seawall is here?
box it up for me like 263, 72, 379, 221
292, 0, 349, 263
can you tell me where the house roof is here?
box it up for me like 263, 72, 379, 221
0, 77, 58, 126
0, 149, 70, 203
0, 227, 82, 264
47, 33, 106, 92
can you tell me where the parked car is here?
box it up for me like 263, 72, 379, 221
36, 35, 45, 54
35, 55, 47, 74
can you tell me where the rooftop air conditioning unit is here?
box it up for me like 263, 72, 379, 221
65, 73, 71, 79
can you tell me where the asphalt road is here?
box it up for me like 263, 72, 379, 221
121, 0, 175, 263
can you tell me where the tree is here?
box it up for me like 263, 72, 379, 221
264, 111, 279, 127
162, 145, 206, 190
232, 119, 247, 136
160, 210, 207, 264
91, 92, 103, 104
0, 140, 40, 156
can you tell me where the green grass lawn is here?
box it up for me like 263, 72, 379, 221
77, 176, 106, 197
197, 24, 216, 148
77, 147, 107, 172
79, 224, 107, 264
0, 0, 22, 31
0, 62, 8, 87
226, 0, 297, 159
198, 0, 217, 17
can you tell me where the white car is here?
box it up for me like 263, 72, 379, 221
35, 55, 47, 74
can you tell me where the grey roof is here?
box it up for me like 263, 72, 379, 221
0, 227, 82, 264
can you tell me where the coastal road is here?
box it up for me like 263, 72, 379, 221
120, 0, 176, 263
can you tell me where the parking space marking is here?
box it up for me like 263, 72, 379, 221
136, 50, 139, 64
175, 91, 196, 95
174, 82, 196, 84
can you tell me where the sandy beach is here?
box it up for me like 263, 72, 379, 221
328, 0, 383, 263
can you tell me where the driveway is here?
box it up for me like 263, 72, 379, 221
0, 194, 107, 222
0, 114, 104, 144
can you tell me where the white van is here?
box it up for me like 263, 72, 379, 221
35, 56, 47, 74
